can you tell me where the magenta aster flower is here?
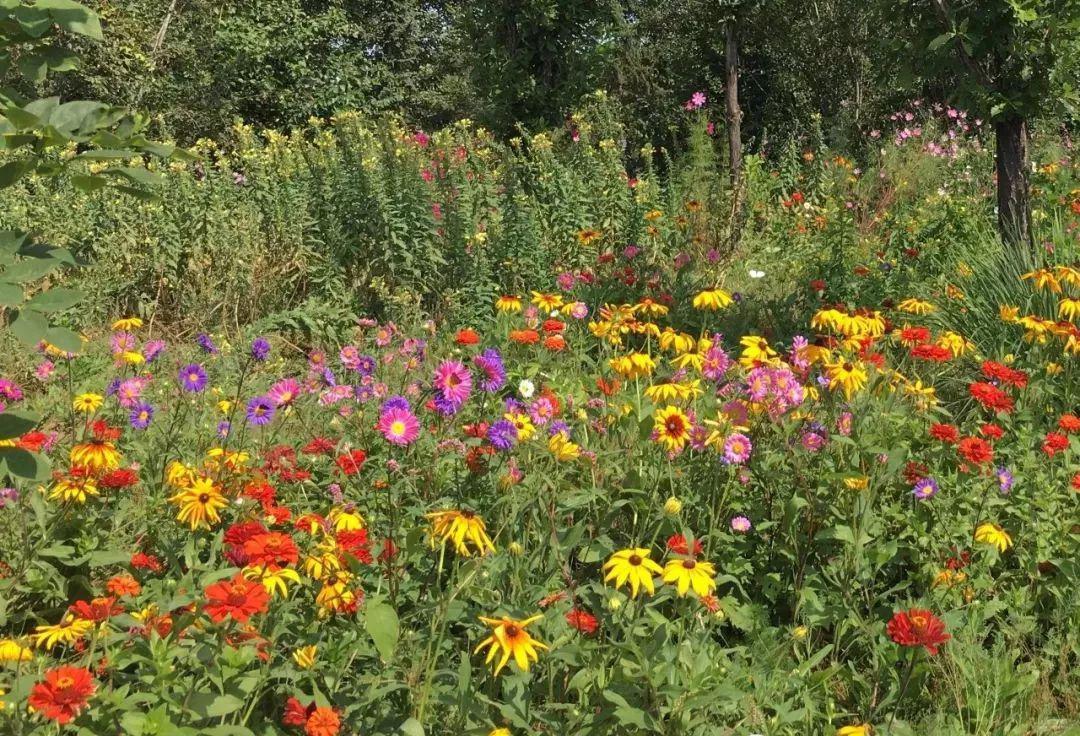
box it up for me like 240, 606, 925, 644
376, 406, 420, 446
266, 378, 301, 407
433, 359, 472, 407
731, 515, 751, 533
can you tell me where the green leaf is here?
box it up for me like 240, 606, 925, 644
186, 692, 244, 720
365, 600, 399, 661
0, 159, 35, 188
1, 255, 62, 283
25, 286, 81, 312
38, 0, 103, 40
70, 174, 107, 192
8, 308, 48, 346
0, 282, 22, 307
47, 100, 107, 134
0, 446, 50, 480
928, 32, 953, 51
2, 106, 40, 130
0, 411, 40, 440
44, 326, 82, 353
400, 718, 424, 736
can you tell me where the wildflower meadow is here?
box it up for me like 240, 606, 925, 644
2, 1, 1080, 735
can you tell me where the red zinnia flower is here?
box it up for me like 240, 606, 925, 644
130, 551, 163, 573
903, 461, 929, 485
929, 423, 959, 444
886, 608, 950, 655
69, 597, 121, 622
979, 423, 1004, 440
337, 529, 373, 564
455, 328, 480, 345
283, 697, 314, 727
1043, 432, 1069, 457
566, 608, 598, 635
910, 344, 952, 362
898, 326, 930, 346
99, 467, 139, 488
957, 437, 993, 465
28, 666, 96, 724
203, 574, 269, 624
981, 360, 1028, 388
542, 319, 565, 333
302, 437, 336, 455
969, 382, 1014, 413
335, 449, 367, 476
666, 534, 703, 556
1059, 414, 1080, 433
244, 532, 300, 569
1072, 473, 1080, 492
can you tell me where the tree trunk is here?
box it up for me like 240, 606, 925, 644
994, 115, 1032, 250
724, 22, 742, 185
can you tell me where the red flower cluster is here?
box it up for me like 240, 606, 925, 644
334, 449, 366, 476
566, 608, 599, 635
898, 326, 930, 346
283, 698, 341, 736
979, 423, 1004, 440
910, 344, 952, 362
1043, 432, 1069, 457
1059, 414, 1080, 433
666, 534, 704, 556
968, 382, 1014, 413
886, 608, 950, 655
454, 328, 480, 345
929, 423, 959, 444
957, 436, 993, 465
981, 360, 1028, 388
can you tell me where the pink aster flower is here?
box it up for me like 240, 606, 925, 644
376, 406, 420, 446
433, 360, 472, 407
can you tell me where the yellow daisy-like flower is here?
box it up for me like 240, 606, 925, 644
303, 538, 343, 580
70, 440, 121, 474
548, 432, 581, 462
1058, 297, 1080, 322
739, 335, 779, 368
634, 298, 669, 317
292, 645, 318, 669
426, 509, 496, 556
692, 288, 733, 311
1020, 268, 1061, 293
661, 557, 717, 598
489, 729, 512, 736
603, 547, 663, 598
315, 570, 358, 615
168, 477, 227, 530
505, 411, 535, 441
48, 475, 99, 504
653, 405, 691, 452
530, 291, 563, 312
974, 523, 1013, 552
897, 298, 935, 315
659, 328, 696, 354
328, 507, 365, 532
120, 351, 145, 366
243, 564, 301, 598
935, 331, 974, 357
825, 359, 868, 400
165, 460, 197, 488
998, 305, 1020, 322
474, 614, 547, 676
495, 295, 522, 313
32, 616, 93, 650
609, 352, 656, 379
0, 638, 33, 663
836, 725, 872, 736
111, 317, 144, 331
843, 475, 869, 490
932, 569, 967, 589
72, 392, 104, 413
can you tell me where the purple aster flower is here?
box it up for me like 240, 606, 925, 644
179, 364, 208, 392
0, 379, 23, 403
354, 384, 374, 403
912, 477, 939, 500
381, 395, 410, 412
996, 467, 1014, 494
432, 395, 460, 416
356, 354, 377, 376
115, 378, 146, 409
106, 377, 122, 397
129, 402, 154, 430
0, 487, 19, 508
473, 349, 507, 393
730, 515, 752, 533
548, 420, 570, 436
216, 420, 231, 438
196, 333, 218, 354
143, 340, 166, 362
487, 419, 517, 450
110, 332, 136, 355
245, 396, 275, 426
250, 337, 271, 362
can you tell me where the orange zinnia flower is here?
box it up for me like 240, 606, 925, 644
203, 574, 269, 624
28, 666, 96, 724
543, 334, 567, 351
106, 574, 141, 597
509, 329, 540, 345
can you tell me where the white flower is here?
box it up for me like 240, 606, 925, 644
518, 379, 535, 399
748, 269, 765, 279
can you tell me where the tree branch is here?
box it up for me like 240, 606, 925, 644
929, 0, 997, 91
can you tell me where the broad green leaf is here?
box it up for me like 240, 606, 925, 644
0, 159, 34, 188
44, 326, 82, 353
0, 282, 22, 307
1, 256, 61, 283
400, 718, 424, 736
0, 410, 40, 440
70, 174, 107, 192
8, 308, 47, 346
365, 600, 399, 661
26, 286, 81, 312
38, 0, 103, 40
0, 446, 49, 480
